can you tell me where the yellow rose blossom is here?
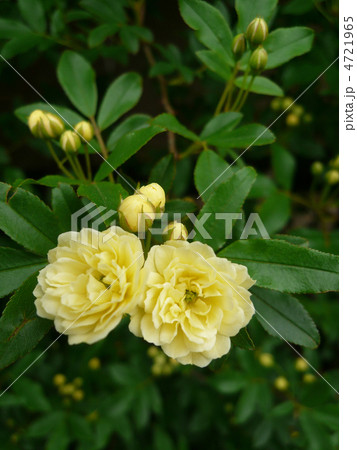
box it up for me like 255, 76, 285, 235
34, 226, 144, 344
137, 183, 166, 211
129, 240, 255, 367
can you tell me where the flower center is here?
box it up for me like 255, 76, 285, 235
184, 289, 198, 304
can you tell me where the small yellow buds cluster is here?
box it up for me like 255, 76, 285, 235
303, 373, 316, 383
28, 110, 64, 139
295, 357, 308, 372
258, 352, 274, 368
249, 46, 268, 73
246, 18, 269, 46
163, 221, 188, 241
232, 33, 246, 58
60, 130, 81, 153
311, 161, 324, 176
325, 170, 339, 185
88, 357, 101, 370
53, 373, 85, 402
274, 376, 289, 391
74, 121, 94, 142
119, 183, 166, 233
147, 345, 178, 376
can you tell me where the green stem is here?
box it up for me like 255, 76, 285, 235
224, 62, 241, 112
144, 230, 152, 259
46, 141, 74, 178
73, 153, 87, 181
84, 144, 92, 181
179, 142, 203, 159
236, 75, 255, 111
231, 67, 250, 111
67, 152, 82, 180
89, 116, 115, 183
215, 62, 241, 116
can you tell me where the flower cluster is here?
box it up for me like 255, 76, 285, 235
34, 183, 255, 367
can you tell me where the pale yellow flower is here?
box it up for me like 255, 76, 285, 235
129, 240, 255, 367
34, 227, 144, 344
137, 183, 166, 211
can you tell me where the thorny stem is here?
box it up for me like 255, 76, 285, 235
46, 141, 74, 179
89, 116, 114, 183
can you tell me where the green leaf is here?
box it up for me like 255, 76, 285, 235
0, 18, 29, 39
88, 24, 118, 48
272, 144, 296, 190
205, 123, 275, 148
235, 0, 278, 32
27, 412, 66, 437
98, 72, 143, 130
234, 384, 260, 424
252, 287, 320, 348
57, 51, 97, 117
211, 371, 247, 394
37, 175, 82, 187
152, 113, 199, 141
200, 112, 243, 141
235, 76, 284, 97
194, 150, 234, 202
0, 183, 61, 256
196, 50, 231, 80
18, 0, 46, 33
0, 274, 52, 369
15, 103, 84, 127
78, 182, 128, 211
149, 155, 176, 191
259, 191, 291, 234
51, 184, 83, 232
13, 377, 51, 412
265, 27, 314, 69
248, 174, 276, 198
179, 0, 234, 66
219, 239, 339, 293
95, 125, 164, 181
80, 0, 126, 24
0, 247, 45, 298
165, 199, 197, 221
1, 34, 43, 59
194, 167, 256, 250
300, 410, 333, 450
107, 114, 151, 151
231, 327, 255, 350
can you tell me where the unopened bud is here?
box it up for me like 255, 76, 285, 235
119, 194, 156, 233
258, 353, 274, 368
325, 170, 339, 185
72, 390, 84, 401
303, 373, 316, 384
137, 183, 166, 212
329, 155, 339, 169
274, 376, 289, 391
232, 33, 246, 58
286, 113, 300, 127
249, 46, 268, 73
28, 110, 51, 139
88, 357, 101, 370
163, 221, 188, 241
281, 97, 294, 109
292, 104, 304, 117
270, 98, 282, 111
45, 112, 65, 137
246, 18, 269, 46
60, 130, 81, 152
311, 161, 324, 176
53, 373, 66, 386
74, 121, 94, 142
295, 357, 308, 372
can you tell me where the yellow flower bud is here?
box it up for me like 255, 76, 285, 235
249, 46, 268, 73
292, 104, 304, 117
258, 352, 274, 368
73, 377, 83, 387
161, 363, 173, 376
45, 112, 65, 137
311, 161, 324, 176
281, 97, 294, 109
246, 18, 269, 46
286, 113, 300, 127
232, 33, 246, 58
169, 358, 179, 367
72, 389, 85, 401
329, 155, 339, 169
163, 221, 188, 241
60, 383, 76, 395
274, 376, 289, 391
118, 194, 156, 233
28, 110, 51, 139
295, 357, 308, 372
74, 121, 94, 142
53, 373, 66, 386
151, 363, 162, 376
147, 345, 159, 358
303, 373, 316, 383
60, 130, 81, 152
154, 353, 166, 366
325, 170, 339, 185
270, 98, 282, 111
88, 357, 101, 370
137, 183, 166, 211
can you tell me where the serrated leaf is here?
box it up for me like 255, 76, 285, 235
108, 114, 151, 151
51, 184, 83, 232
149, 154, 176, 191
248, 174, 277, 198
57, 51, 97, 116
235, 76, 284, 97
78, 182, 128, 211
179, 0, 234, 66
200, 112, 243, 141
194, 166, 256, 250
259, 191, 291, 234
95, 125, 164, 181
231, 327, 255, 350
0, 183, 61, 256
252, 287, 320, 348
97, 72, 143, 130
219, 239, 339, 293
0, 274, 52, 369
152, 113, 199, 141
205, 123, 275, 148
0, 247, 46, 298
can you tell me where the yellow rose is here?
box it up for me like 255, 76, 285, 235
129, 240, 255, 367
118, 194, 156, 233
137, 183, 166, 211
34, 226, 144, 344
